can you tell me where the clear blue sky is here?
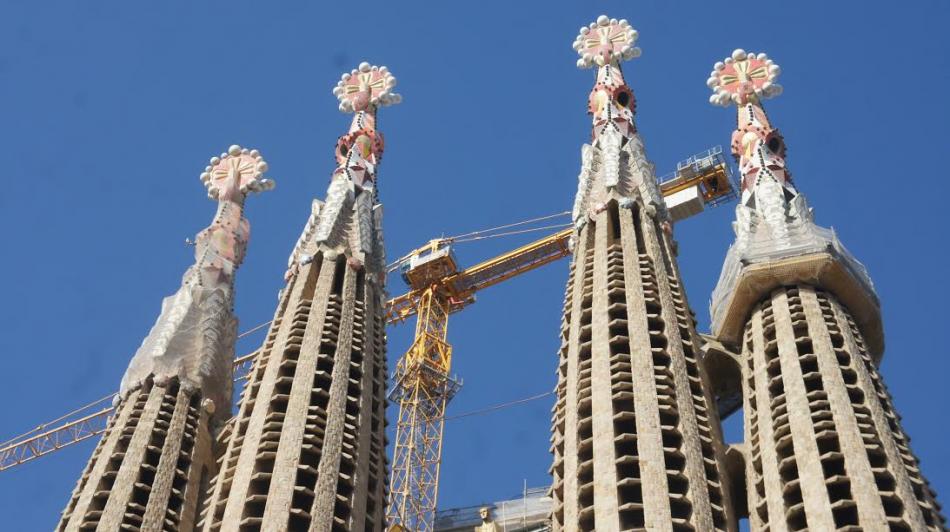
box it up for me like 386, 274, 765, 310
1, 1, 947, 529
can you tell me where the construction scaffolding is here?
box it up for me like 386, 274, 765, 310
434, 486, 553, 532
657, 146, 737, 221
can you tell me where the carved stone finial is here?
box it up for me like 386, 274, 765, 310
199, 144, 275, 200
707, 49, 782, 107
120, 145, 271, 424
333, 62, 402, 113
573, 15, 640, 69
575, 17, 639, 141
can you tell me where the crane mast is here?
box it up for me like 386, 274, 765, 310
386, 228, 573, 531
387, 285, 458, 532
385, 146, 736, 531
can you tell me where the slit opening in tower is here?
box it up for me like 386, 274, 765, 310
703, 342, 743, 422
630, 201, 645, 256
653, 218, 674, 274
193, 464, 212, 525
302, 252, 323, 296
332, 257, 346, 296
355, 268, 366, 300
607, 201, 622, 244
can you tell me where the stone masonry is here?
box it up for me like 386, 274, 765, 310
707, 49, 946, 530
549, 18, 736, 532
196, 63, 399, 532
58, 145, 273, 531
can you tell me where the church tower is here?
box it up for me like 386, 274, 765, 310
197, 63, 399, 531
707, 49, 946, 531
58, 145, 274, 531
548, 17, 736, 531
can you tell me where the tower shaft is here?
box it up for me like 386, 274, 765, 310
553, 18, 736, 530
59, 380, 214, 531
742, 285, 943, 530
706, 49, 945, 532
199, 256, 388, 531
57, 145, 273, 531
198, 63, 399, 531
551, 199, 733, 531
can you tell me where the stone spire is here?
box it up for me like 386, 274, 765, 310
706, 49, 881, 351
707, 50, 945, 530
198, 63, 399, 531
286, 62, 400, 281
59, 145, 273, 531
569, 17, 667, 231
549, 16, 736, 531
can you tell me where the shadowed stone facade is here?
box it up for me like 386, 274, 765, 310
549, 18, 736, 532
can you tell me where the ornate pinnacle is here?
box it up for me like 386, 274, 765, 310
574, 16, 640, 141
333, 62, 402, 113
199, 144, 275, 201
120, 144, 272, 418
328, 62, 401, 188
707, 49, 782, 107
706, 50, 787, 195
706, 50, 882, 358
573, 15, 640, 69
282, 63, 399, 277
195, 145, 274, 276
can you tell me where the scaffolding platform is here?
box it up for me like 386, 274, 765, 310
434, 486, 553, 532
657, 146, 738, 221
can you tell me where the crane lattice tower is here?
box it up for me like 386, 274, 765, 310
196, 63, 400, 531
706, 49, 947, 531
57, 145, 274, 531
549, 17, 737, 531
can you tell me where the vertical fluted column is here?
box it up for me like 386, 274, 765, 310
741, 286, 944, 531
200, 249, 389, 532
829, 291, 945, 530
198, 63, 398, 531
553, 200, 735, 532
59, 380, 214, 531
549, 225, 587, 529
552, 18, 736, 530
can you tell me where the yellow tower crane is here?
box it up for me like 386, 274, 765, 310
384, 146, 737, 531
385, 227, 574, 532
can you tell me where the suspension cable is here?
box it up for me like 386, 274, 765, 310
450, 223, 572, 244
6, 209, 565, 447
237, 319, 272, 339
443, 211, 570, 242
386, 210, 571, 272
444, 391, 554, 422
